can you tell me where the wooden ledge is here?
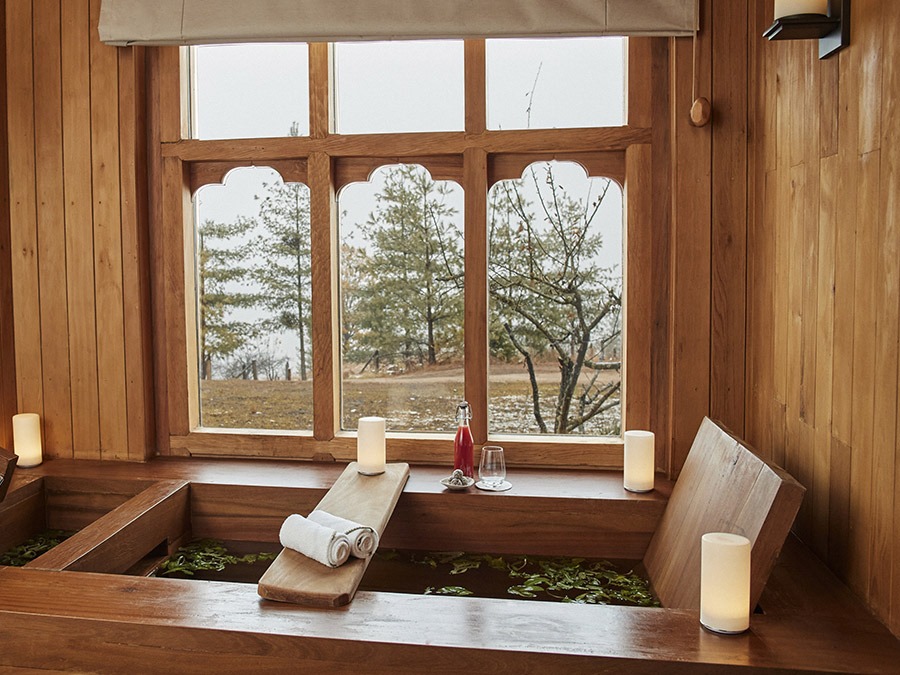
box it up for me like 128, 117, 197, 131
1, 540, 899, 674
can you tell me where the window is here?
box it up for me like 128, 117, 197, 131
157, 38, 655, 468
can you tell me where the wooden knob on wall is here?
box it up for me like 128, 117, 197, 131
690, 97, 712, 127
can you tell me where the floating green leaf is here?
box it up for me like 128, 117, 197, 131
0, 530, 74, 567
159, 539, 276, 577
425, 585, 474, 596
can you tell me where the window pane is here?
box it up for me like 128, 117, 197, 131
194, 167, 313, 430
486, 37, 625, 130
335, 41, 464, 134
340, 165, 464, 432
488, 162, 622, 436
191, 44, 309, 140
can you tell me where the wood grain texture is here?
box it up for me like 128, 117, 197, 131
709, 0, 747, 437
669, 26, 711, 478
463, 147, 488, 444
0, 477, 44, 554
0, 0, 16, 452
464, 40, 485, 134
623, 145, 651, 434
162, 126, 653, 161
62, 0, 101, 459
26, 479, 190, 573
742, 0, 900, 638
308, 42, 330, 139
643, 418, 804, 611
119, 44, 155, 461
308, 152, 337, 440
6, 0, 44, 418
2, 552, 900, 675
33, 0, 73, 457
258, 462, 409, 606
89, 0, 128, 460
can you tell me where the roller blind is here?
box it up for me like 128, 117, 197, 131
99, 0, 698, 46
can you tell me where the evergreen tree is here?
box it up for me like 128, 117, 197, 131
252, 124, 313, 380
351, 165, 463, 368
197, 218, 256, 379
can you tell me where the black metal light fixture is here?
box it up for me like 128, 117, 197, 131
763, 0, 850, 59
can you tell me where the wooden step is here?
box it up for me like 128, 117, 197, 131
257, 462, 409, 607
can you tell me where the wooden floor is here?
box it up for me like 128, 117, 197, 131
0, 458, 898, 674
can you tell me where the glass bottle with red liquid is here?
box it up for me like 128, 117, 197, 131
453, 401, 474, 478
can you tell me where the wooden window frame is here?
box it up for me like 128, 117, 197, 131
149, 38, 666, 470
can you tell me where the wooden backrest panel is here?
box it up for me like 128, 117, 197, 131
643, 417, 804, 610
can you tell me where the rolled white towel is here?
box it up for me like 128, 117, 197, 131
279, 514, 351, 568
307, 510, 380, 558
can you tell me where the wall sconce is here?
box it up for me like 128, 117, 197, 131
763, 0, 850, 59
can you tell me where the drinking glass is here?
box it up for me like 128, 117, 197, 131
478, 445, 506, 489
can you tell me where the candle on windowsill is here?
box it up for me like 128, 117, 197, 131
700, 532, 751, 634
774, 0, 828, 20
623, 430, 654, 493
13, 413, 43, 468
357, 416, 386, 475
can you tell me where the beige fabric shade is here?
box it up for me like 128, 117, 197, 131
99, 0, 698, 46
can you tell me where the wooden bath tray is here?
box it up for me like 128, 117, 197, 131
257, 461, 409, 607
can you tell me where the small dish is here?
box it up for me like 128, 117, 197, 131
440, 475, 475, 490
475, 480, 512, 492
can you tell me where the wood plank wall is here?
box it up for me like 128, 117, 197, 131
2, 0, 154, 461
744, 0, 900, 638
0, 0, 17, 452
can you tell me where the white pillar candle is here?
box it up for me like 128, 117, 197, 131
13, 413, 43, 468
700, 532, 751, 634
623, 430, 654, 493
357, 416, 386, 475
774, 0, 828, 19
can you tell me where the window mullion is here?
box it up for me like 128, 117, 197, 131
309, 42, 332, 139
463, 147, 488, 444
309, 152, 338, 439
464, 39, 486, 135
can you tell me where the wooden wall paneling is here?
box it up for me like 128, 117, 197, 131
783, 163, 804, 485
89, 0, 128, 459
812, 154, 838, 559
118, 44, 155, 460
869, 143, 898, 619
623, 144, 651, 435
463, 148, 488, 444
62, 0, 101, 459
33, 0, 72, 458
668, 27, 711, 476
847, 149, 879, 600
744, 0, 768, 462
309, 152, 337, 440
830, 27, 861, 449
709, 0, 747, 437
6, 0, 44, 419
828, 437, 852, 577
649, 38, 671, 472
0, 0, 16, 452
856, 0, 884, 156
885, 0, 900, 639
